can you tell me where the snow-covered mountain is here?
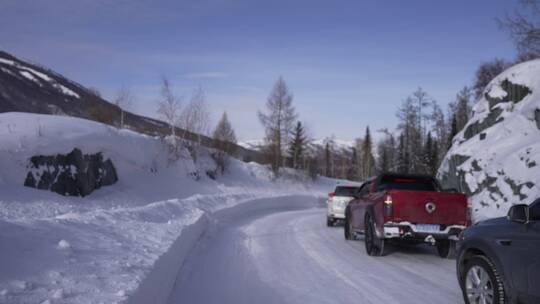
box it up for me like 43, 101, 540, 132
438, 59, 540, 222
0, 112, 338, 303
0, 50, 262, 163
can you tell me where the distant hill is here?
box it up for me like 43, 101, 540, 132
0, 50, 263, 162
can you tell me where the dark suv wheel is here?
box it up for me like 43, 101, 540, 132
460, 256, 505, 304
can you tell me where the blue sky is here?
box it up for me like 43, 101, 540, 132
0, 0, 519, 141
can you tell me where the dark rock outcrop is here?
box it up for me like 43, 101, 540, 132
24, 148, 118, 197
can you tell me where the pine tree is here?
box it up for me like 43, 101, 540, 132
376, 129, 396, 174
287, 121, 307, 169
455, 86, 472, 132
379, 146, 390, 174
361, 126, 375, 179
431, 139, 439, 176
324, 142, 332, 177
348, 147, 359, 180
423, 132, 434, 175
212, 112, 237, 174
396, 133, 410, 174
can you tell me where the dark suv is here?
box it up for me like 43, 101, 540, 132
456, 199, 540, 304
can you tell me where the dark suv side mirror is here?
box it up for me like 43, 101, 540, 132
508, 204, 529, 224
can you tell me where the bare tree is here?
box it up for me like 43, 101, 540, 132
157, 76, 182, 138
473, 59, 511, 100
376, 128, 396, 174
499, 0, 540, 59
212, 112, 237, 174
258, 76, 297, 175
179, 86, 211, 145
113, 85, 134, 129
453, 86, 472, 132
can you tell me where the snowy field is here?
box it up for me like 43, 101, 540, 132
0, 113, 337, 304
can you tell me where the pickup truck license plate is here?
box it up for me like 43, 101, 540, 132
415, 224, 440, 233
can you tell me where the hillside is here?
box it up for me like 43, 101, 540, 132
0, 112, 338, 303
0, 50, 262, 163
438, 59, 540, 222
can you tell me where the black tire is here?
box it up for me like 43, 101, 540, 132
460, 256, 505, 304
436, 240, 457, 259
344, 214, 353, 240
327, 217, 334, 227
364, 213, 386, 256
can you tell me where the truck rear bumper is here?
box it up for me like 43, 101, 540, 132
382, 222, 466, 241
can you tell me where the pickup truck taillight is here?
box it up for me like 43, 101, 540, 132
466, 197, 473, 226
328, 192, 334, 199
384, 194, 393, 218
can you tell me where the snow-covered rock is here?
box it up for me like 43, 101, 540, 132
438, 59, 540, 222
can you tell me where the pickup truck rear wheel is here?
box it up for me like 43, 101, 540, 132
364, 214, 386, 256
436, 240, 456, 259
344, 215, 353, 240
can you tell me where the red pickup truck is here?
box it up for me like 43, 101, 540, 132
344, 173, 470, 258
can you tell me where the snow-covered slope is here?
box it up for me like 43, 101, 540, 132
0, 112, 339, 304
438, 60, 540, 222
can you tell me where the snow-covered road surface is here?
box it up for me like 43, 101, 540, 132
166, 197, 463, 304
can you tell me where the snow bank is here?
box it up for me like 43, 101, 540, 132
0, 112, 339, 304
438, 60, 540, 222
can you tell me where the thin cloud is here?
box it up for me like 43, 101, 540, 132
184, 72, 228, 79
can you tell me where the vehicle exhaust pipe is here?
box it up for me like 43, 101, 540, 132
424, 235, 436, 245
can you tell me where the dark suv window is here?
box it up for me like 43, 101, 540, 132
530, 199, 540, 221
334, 186, 360, 197
378, 175, 439, 192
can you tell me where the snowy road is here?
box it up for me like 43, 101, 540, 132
167, 197, 463, 304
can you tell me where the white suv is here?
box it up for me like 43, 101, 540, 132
326, 185, 360, 226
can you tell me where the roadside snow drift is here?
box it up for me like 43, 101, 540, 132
439, 59, 540, 222
0, 112, 337, 304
